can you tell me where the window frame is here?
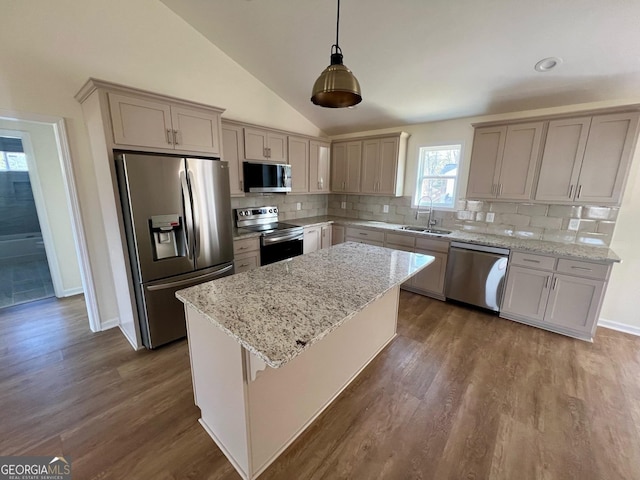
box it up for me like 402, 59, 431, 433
412, 143, 463, 211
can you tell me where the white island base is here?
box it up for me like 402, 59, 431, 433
185, 286, 400, 480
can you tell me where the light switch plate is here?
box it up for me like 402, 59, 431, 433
383, 205, 389, 213
341, 201, 346, 209
568, 218, 580, 231
296, 202, 301, 211
486, 212, 495, 223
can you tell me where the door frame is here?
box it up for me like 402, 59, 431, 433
0, 109, 100, 332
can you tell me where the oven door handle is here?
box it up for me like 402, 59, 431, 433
262, 231, 304, 245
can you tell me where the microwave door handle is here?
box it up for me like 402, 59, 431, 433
282, 166, 288, 187
180, 170, 194, 260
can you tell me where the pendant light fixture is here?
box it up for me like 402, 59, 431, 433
311, 0, 362, 108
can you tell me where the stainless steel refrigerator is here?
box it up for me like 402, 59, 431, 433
115, 152, 234, 348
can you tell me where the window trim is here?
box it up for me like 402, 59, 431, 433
413, 143, 463, 211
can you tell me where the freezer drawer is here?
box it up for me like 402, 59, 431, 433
138, 262, 234, 348
445, 244, 509, 312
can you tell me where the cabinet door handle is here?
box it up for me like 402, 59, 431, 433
571, 266, 593, 271
166, 129, 173, 145
577, 185, 582, 199
499, 183, 503, 196
545, 276, 550, 289
552, 277, 558, 290
359, 232, 369, 236
267, 147, 271, 158
238, 246, 248, 250
342, 181, 345, 190
173, 130, 179, 145
239, 180, 243, 190
522, 258, 540, 263
568, 184, 574, 198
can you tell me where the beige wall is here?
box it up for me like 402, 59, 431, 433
0, 0, 324, 328
0, 119, 82, 294
332, 100, 640, 331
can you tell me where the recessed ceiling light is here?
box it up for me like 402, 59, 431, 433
535, 57, 562, 72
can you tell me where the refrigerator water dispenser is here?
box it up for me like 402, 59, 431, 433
150, 214, 183, 260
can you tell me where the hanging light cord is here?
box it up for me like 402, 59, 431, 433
332, 0, 342, 55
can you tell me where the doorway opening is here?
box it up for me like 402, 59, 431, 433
0, 137, 54, 308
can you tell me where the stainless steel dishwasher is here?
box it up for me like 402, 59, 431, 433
445, 242, 510, 312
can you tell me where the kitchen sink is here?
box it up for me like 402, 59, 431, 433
399, 226, 452, 235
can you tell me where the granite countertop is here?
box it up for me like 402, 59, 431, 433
176, 242, 433, 368
279, 216, 620, 263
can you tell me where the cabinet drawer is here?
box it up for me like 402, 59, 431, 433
235, 252, 259, 273
345, 238, 384, 247
415, 237, 449, 253
385, 243, 414, 253
233, 237, 260, 255
511, 251, 556, 271
385, 233, 415, 248
345, 227, 384, 243
556, 258, 610, 280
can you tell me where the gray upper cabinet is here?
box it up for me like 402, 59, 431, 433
108, 92, 222, 155
244, 127, 288, 163
309, 140, 330, 193
467, 122, 544, 200
534, 117, 591, 202
330, 132, 408, 196
331, 141, 361, 193
288, 136, 309, 193
535, 112, 639, 205
221, 123, 245, 196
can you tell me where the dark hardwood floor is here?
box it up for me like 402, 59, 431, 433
1, 292, 639, 479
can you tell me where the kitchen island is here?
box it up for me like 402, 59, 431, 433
176, 242, 433, 480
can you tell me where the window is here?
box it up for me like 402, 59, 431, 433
0, 151, 28, 171
413, 144, 461, 209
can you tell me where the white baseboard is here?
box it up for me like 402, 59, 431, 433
61, 286, 84, 297
100, 317, 119, 331
598, 318, 640, 337
119, 324, 143, 350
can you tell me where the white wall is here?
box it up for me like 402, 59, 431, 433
0, 120, 82, 294
332, 100, 640, 332
0, 0, 324, 330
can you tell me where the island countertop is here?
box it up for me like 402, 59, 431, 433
176, 242, 433, 368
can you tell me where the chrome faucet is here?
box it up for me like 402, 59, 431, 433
415, 195, 436, 227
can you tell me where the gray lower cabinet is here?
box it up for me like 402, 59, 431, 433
384, 233, 449, 300
233, 237, 260, 273
345, 227, 384, 247
501, 251, 609, 340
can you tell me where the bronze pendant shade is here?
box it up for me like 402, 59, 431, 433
311, 0, 362, 108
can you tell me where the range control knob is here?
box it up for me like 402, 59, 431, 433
238, 211, 244, 216
268, 208, 273, 213
273, 207, 278, 213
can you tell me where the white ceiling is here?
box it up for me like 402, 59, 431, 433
160, 0, 640, 135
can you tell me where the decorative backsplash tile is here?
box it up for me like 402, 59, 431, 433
231, 194, 329, 221
327, 194, 619, 246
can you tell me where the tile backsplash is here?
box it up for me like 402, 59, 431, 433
231, 194, 328, 221
328, 194, 618, 247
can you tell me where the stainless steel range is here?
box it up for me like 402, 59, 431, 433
235, 206, 304, 265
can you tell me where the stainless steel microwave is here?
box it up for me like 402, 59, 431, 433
243, 162, 292, 193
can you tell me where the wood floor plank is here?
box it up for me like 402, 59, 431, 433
1, 292, 640, 479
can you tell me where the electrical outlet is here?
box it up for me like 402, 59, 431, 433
341, 201, 346, 209
568, 218, 580, 231
296, 202, 301, 211
383, 205, 389, 213
486, 212, 495, 223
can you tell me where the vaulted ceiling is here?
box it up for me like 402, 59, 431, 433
160, 0, 640, 135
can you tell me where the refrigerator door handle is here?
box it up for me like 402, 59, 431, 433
146, 264, 234, 291
187, 170, 200, 259
180, 170, 194, 260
